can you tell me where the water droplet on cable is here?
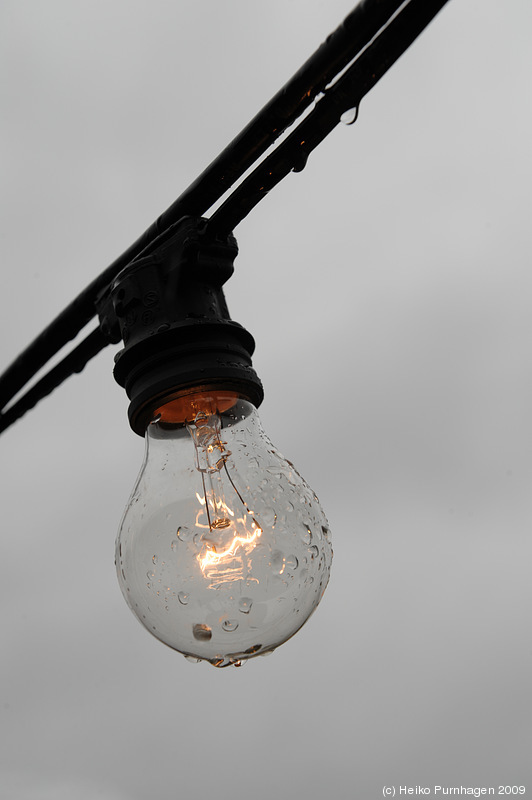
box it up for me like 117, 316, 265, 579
238, 597, 253, 614
340, 106, 359, 125
193, 623, 212, 641
221, 619, 239, 632
292, 149, 309, 173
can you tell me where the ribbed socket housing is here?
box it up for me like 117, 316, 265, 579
109, 217, 263, 434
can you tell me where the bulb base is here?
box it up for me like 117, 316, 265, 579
108, 217, 263, 435
113, 320, 263, 434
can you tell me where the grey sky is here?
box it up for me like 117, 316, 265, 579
1, 1, 532, 797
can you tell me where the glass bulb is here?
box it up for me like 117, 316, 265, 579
116, 390, 332, 667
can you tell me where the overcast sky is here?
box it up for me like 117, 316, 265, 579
1, 1, 532, 797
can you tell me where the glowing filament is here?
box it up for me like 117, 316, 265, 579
186, 409, 263, 584
199, 523, 262, 574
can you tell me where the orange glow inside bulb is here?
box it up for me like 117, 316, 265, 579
154, 389, 240, 426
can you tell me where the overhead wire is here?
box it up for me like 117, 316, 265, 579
0, 0, 450, 434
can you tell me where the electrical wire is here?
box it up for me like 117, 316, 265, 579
0, 328, 107, 435
0, 0, 405, 417
0, 0, 451, 434
208, 0, 451, 235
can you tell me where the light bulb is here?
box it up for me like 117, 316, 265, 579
116, 389, 332, 667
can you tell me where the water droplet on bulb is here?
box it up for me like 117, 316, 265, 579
177, 526, 192, 542
152, 555, 158, 565
178, 591, 189, 605
211, 657, 238, 668
193, 623, 212, 641
261, 507, 276, 527
309, 545, 319, 559
221, 619, 239, 632
146, 570, 155, 580
184, 655, 202, 664
171, 540, 178, 551
300, 524, 312, 545
270, 550, 286, 575
239, 597, 253, 614
285, 554, 299, 571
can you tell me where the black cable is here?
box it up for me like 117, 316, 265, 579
0, 0, 452, 434
0, 0, 408, 416
0, 328, 107, 434
209, 0, 451, 234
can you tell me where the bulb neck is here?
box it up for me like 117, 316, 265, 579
106, 217, 263, 435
